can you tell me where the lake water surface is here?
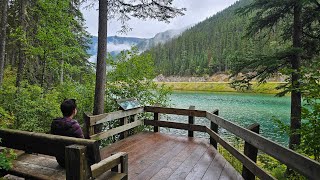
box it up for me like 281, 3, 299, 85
160, 91, 291, 145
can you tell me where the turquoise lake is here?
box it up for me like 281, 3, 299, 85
159, 91, 291, 146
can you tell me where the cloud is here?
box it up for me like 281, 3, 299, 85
88, 55, 97, 63
107, 43, 132, 52
81, 0, 238, 38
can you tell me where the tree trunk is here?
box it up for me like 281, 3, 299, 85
16, 0, 28, 89
40, 54, 46, 88
60, 59, 64, 85
289, 1, 302, 150
93, 0, 107, 133
0, 0, 9, 87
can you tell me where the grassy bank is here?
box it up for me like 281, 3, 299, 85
157, 82, 285, 94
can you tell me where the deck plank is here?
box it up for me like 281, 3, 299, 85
185, 146, 218, 180
167, 143, 208, 180
202, 153, 227, 180
219, 160, 243, 180
126, 134, 171, 165
132, 137, 189, 180
100, 132, 154, 158
150, 139, 202, 180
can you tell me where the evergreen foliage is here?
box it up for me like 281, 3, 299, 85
146, 0, 273, 76
4, 0, 92, 89
0, 0, 171, 140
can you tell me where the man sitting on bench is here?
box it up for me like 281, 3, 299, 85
51, 99, 84, 167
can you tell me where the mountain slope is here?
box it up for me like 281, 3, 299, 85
137, 27, 187, 51
87, 36, 146, 57
146, 0, 278, 76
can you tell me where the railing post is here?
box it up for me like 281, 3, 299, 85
120, 116, 128, 140
111, 153, 119, 172
65, 145, 92, 180
154, 112, 159, 132
188, 106, 195, 137
210, 109, 219, 149
242, 123, 260, 180
120, 153, 128, 180
83, 113, 94, 139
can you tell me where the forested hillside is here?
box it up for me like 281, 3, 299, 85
147, 0, 279, 76
1, 0, 92, 88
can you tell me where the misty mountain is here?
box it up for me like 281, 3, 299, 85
137, 27, 188, 51
87, 27, 186, 60
87, 36, 147, 57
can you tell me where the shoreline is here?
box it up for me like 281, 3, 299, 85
156, 82, 285, 94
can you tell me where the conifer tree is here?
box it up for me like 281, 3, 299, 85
233, 0, 320, 150
0, 0, 9, 87
93, 0, 186, 119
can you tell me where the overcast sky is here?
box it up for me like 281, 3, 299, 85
81, 0, 238, 38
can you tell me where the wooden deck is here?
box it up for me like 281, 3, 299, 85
100, 132, 243, 180
5, 132, 242, 180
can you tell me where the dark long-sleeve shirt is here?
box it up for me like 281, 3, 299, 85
51, 117, 84, 167
51, 117, 84, 138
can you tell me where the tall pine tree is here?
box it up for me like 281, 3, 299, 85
233, 0, 320, 150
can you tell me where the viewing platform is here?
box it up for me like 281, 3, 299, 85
1, 105, 320, 179
100, 132, 242, 180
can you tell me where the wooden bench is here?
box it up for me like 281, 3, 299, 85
0, 128, 128, 180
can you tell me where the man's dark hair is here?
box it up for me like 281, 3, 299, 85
60, 99, 77, 117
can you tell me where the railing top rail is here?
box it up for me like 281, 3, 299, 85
86, 107, 144, 126
206, 112, 320, 179
144, 106, 207, 117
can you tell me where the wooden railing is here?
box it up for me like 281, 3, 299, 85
84, 106, 320, 180
84, 107, 144, 140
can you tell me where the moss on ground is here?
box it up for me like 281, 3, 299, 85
156, 82, 284, 94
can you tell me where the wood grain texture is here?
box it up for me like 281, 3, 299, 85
100, 132, 153, 159
90, 120, 143, 140
242, 124, 260, 180
95, 171, 127, 180
185, 146, 217, 180
150, 141, 199, 180
88, 108, 144, 125
6, 159, 65, 180
167, 145, 208, 180
206, 112, 320, 179
144, 119, 207, 132
65, 145, 91, 180
0, 128, 101, 164
145, 106, 207, 117
91, 152, 127, 178
188, 106, 196, 137
206, 128, 274, 180
100, 132, 242, 180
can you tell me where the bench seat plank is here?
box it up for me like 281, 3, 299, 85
7, 154, 65, 180
96, 171, 127, 180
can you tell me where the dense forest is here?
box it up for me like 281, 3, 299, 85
147, 0, 281, 76
0, 0, 175, 132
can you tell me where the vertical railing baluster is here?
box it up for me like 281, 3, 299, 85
242, 123, 260, 180
154, 112, 159, 132
210, 109, 219, 149
188, 106, 195, 137
120, 116, 128, 140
